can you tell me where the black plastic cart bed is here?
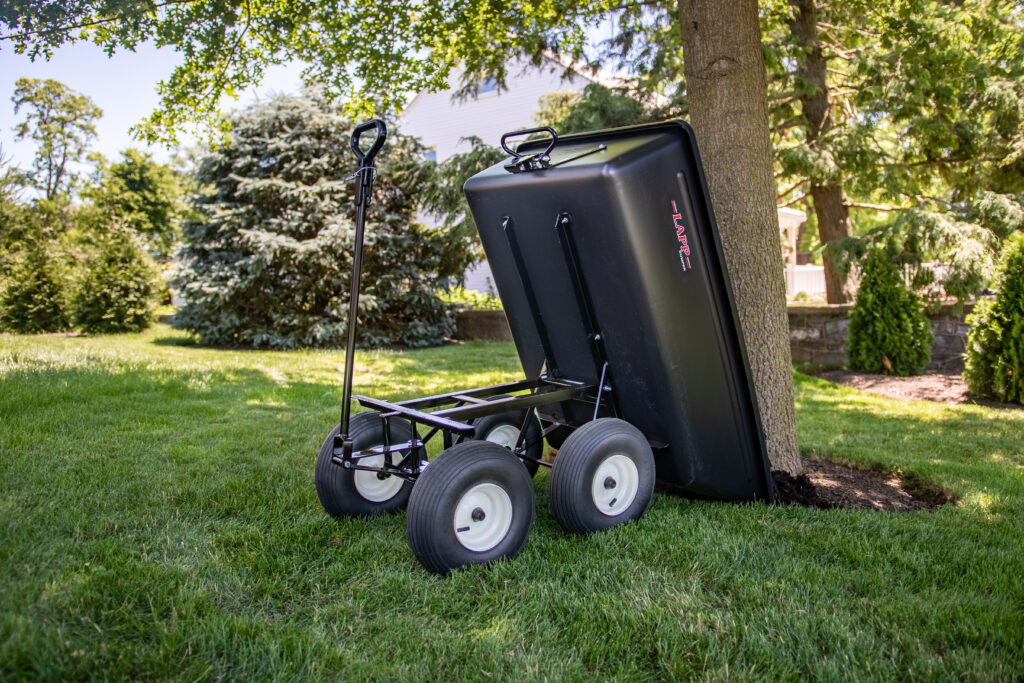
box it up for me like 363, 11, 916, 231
315, 119, 774, 575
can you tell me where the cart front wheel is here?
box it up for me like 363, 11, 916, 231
549, 418, 655, 534
407, 441, 535, 575
315, 412, 416, 518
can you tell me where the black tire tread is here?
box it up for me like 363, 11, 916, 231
315, 412, 415, 518
407, 441, 534, 575
549, 418, 655, 535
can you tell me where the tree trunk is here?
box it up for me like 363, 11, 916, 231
677, 0, 801, 475
811, 182, 852, 303
789, 0, 851, 304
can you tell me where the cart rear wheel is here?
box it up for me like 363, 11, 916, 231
315, 412, 416, 518
549, 418, 655, 534
406, 441, 535, 575
472, 403, 543, 477
539, 419, 574, 449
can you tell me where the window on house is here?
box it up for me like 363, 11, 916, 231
423, 148, 437, 163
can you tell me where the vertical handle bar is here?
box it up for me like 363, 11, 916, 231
339, 119, 388, 452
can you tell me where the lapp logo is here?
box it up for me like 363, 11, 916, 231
671, 200, 692, 271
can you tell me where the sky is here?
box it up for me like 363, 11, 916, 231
0, 41, 306, 174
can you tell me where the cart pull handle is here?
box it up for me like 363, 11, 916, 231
351, 118, 388, 166
338, 118, 388, 451
500, 126, 557, 160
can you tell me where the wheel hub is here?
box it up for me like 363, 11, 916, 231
484, 424, 521, 450
353, 444, 404, 502
591, 454, 639, 517
453, 482, 513, 552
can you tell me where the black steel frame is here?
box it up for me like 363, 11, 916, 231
330, 376, 597, 482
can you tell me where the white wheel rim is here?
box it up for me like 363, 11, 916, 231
591, 454, 639, 517
353, 445, 404, 502
484, 424, 520, 450
453, 482, 513, 552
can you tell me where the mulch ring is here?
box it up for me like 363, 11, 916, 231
773, 456, 953, 512
816, 369, 1022, 411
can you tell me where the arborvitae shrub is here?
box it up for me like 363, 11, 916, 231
964, 235, 1024, 403
0, 243, 70, 333
72, 229, 160, 333
172, 93, 467, 349
846, 249, 933, 375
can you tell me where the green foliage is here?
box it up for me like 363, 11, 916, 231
71, 227, 160, 334
82, 149, 188, 259
767, 0, 1024, 299
420, 136, 504, 263
11, 77, 102, 199
172, 93, 461, 349
0, 0, 596, 142
846, 249, 933, 375
534, 83, 654, 133
439, 286, 502, 311
0, 241, 70, 333
964, 235, 1024, 403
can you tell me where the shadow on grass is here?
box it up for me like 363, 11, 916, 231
151, 334, 199, 347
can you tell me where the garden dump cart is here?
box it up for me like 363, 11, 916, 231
315, 119, 773, 575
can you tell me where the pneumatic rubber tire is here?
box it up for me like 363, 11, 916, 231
315, 412, 416, 518
406, 441, 535, 575
549, 418, 655, 534
472, 403, 544, 478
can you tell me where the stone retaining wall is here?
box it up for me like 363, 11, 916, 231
457, 303, 976, 372
788, 302, 974, 371
454, 309, 513, 342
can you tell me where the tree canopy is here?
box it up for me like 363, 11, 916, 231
11, 77, 102, 200
82, 149, 188, 259
1, 0, 601, 143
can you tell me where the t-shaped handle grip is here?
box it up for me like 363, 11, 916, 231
351, 118, 388, 166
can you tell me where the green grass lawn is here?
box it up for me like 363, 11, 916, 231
1, 326, 1021, 680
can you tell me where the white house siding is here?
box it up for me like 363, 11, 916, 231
399, 60, 592, 162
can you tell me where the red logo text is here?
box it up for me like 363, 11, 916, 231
671, 200, 692, 271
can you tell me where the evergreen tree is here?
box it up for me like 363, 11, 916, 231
420, 136, 504, 265
0, 241, 70, 333
72, 226, 160, 334
964, 235, 1024, 404
847, 249, 933, 375
172, 93, 462, 349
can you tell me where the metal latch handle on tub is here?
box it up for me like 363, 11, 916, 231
501, 126, 557, 173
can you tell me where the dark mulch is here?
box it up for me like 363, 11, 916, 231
773, 456, 949, 512
816, 369, 1022, 410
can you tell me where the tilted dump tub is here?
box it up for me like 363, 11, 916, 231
464, 121, 774, 502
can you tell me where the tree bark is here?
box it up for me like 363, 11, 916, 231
789, 0, 852, 304
677, 0, 801, 474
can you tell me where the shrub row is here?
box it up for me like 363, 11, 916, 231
0, 230, 160, 334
